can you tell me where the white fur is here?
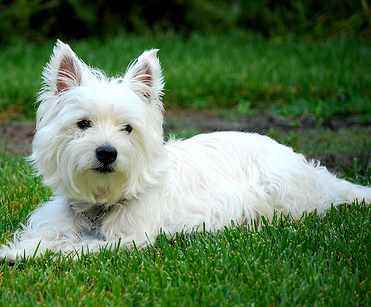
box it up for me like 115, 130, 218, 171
1, 41, 370, 262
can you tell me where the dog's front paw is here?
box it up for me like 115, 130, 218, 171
0, 247, 18, 266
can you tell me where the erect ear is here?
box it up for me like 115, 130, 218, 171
124, 49, 164, 101
42, 40, 83, 95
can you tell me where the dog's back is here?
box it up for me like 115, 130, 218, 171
161, 131, 370, 230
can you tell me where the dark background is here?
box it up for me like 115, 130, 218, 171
0, 0, 370, 43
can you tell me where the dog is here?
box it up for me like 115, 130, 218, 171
0, 40, 370, 263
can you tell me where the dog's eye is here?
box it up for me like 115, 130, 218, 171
77, 119, 92, 130
121, 124, 133, 134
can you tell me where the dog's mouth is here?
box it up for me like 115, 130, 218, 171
93, 165, 115, 174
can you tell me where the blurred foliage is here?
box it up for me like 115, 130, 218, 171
0, 0, 370, 44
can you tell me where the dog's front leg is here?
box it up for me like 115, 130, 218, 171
0, 238, 111, 264
0, 196, 84, 263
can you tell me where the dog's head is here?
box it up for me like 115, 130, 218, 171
31, 40, 165, 204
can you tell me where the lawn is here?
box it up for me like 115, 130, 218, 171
0, 152, 370, 306
0, 32, 370, 122
0, 33, 370, 306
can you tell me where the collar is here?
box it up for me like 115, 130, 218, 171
69, 199, 127, 239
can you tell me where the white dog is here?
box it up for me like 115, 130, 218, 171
1, 41, 370, 262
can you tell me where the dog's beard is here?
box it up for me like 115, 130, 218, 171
73, 169, 128, 204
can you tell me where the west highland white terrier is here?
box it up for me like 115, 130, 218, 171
1, 41, 370, 263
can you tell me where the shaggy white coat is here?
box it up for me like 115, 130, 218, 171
1, 41, 370, 261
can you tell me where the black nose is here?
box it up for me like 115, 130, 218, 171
95, 144, 117, 165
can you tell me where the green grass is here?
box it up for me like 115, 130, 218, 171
0, 144, 370, 306
0, 33, 370, 305
0, 32, 370, 122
